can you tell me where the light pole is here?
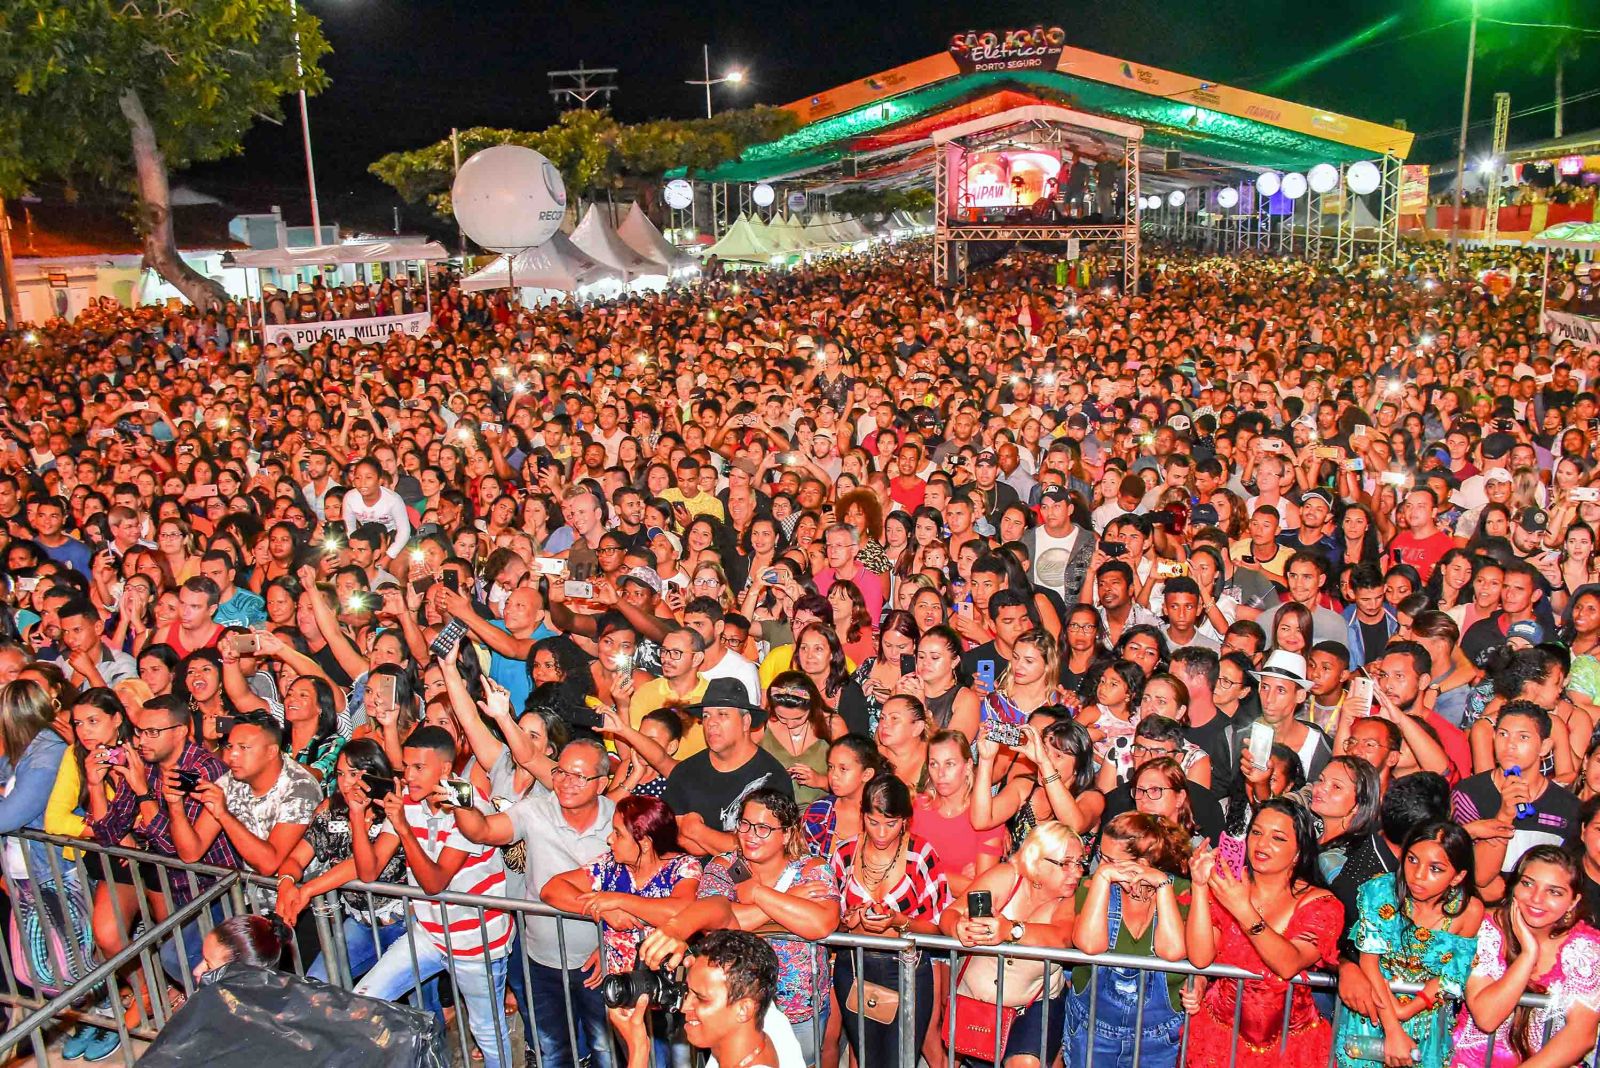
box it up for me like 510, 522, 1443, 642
686, 44, 745, 119
1447, 0, 1479, 277
289, 0, 322, 240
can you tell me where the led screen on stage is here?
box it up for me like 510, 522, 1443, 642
958, 149, 1063, 209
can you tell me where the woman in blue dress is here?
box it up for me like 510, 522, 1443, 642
1334, 820, 1482, 1068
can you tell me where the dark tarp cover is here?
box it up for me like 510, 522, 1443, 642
137, 965, 446, 1068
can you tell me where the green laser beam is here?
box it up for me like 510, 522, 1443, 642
1259, 13, 1405, 93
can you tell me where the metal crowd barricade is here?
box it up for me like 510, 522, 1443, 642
0, 830, 1581, 1068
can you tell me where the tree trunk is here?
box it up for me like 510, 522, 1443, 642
118, 87, 227, 312
1555, 54, 1565, 139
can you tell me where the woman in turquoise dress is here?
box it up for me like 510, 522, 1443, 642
1334, 821, 1482, 1068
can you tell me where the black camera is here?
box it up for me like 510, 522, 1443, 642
599, 965, 687, 1013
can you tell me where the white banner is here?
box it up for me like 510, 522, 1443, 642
1542, 309, 1600, 350
263, 311, 431, 350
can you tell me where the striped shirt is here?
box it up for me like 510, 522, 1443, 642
388, 796, 512, 958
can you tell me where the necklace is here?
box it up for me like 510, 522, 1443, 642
857, 839, 904, 887
772, 709, 812, 748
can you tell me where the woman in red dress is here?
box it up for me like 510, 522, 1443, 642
1183, 797, 1340, 1068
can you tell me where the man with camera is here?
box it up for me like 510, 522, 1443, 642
609, 929, 799, 1068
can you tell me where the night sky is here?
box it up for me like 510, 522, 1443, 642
184, 0, 1600, 233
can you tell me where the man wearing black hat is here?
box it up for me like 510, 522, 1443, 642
664, 678, 794, 858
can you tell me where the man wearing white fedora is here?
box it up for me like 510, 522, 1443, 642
1234, 650, 1332, 787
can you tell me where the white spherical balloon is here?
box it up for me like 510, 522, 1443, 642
1168, 190, 1186, 207
1347, 160, 1381, 196
1256, 172, 1281, 198
1308, 163, 1339, 194
1217, 187, 1239, 209
752, 183, 775, 207
451, 145, 568, 251
663, 179, 694, 210
1280, 172, 1308, 200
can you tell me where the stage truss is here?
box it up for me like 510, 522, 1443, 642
1140, 153, 1403, 268
931, 105, 1142, 291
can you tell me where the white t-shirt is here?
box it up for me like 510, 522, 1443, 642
700, 654, 761, 704
342, 486, 412, 557
706, 1006, 803, 1068
1030, 526, 1082, 596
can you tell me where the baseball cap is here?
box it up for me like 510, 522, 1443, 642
1066, 413, 1092, 431
619, 567, 664, 596
1507, 619, 1545, 646
1484, 468, 1513, 485
1518, 507, 1548, 533
1039, 485, 1070, 504
976, 450, 999, 466
1299, 488, 1333, 507
1481, 433, 1515, 460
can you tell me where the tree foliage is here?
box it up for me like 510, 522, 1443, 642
370, 106, 801, 217
0, 0, 329, 194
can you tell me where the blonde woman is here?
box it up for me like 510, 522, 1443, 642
982, 628, 1066, 725
939, 821, 1084, 1068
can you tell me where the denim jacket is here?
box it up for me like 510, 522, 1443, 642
0, 730, 70, 883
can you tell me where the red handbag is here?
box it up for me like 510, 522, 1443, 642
949, 989, 1019, 1061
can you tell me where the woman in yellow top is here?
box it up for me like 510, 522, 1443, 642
44, 687, 133, 841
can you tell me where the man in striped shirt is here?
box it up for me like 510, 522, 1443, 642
353, 726, 514, 1068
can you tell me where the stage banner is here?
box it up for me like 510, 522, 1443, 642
264, 311, 431, 349
949, 26, 1066, 73
1400, 166, 1430, 214
1542, 309, 1600, 349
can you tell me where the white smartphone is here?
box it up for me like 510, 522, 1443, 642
564, 580, 594, 600
1247, 721, 1274, 769
533, 557, 566, 577
1345, 676, 1374, 720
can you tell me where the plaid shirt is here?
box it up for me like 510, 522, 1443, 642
87, 742, 239, 903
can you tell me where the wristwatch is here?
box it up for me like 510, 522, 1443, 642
1246, 918, 1268, 936
1007, 922, 1026, 943
135, 791, 159, 805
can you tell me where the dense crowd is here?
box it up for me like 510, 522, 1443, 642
0, 237, 1598, 1068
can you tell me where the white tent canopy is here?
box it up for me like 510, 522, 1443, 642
459, 232, 620, 294
617, 203, 692, 270
227, 239, 448, 269
571, 204, 659, 278
703, 213, 777, 263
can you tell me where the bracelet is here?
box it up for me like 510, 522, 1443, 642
1417, 989, 1437, 1010
1040, 773, 1061, 785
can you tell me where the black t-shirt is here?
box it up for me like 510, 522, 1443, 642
1330, 834, 1398, 958
1101, 778, 1223, 844
1451, 770, 1582, 876
959, 641, 1009, 682
662, 746, 794, 841
1184, 710, 1236, 801
1582, 868, 1600, 929
1358, 618, 1391, 664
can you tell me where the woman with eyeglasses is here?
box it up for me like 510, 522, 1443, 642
1212, 651, 1261, 725
833, 776, 949, 1068
940, 820, 1084, 1068
1131, 758, 1204, 847
761, 671, 831, 806
653, 788, 840, 1068
1067, 812, 1192, 1068
1058, 605, 1108, 698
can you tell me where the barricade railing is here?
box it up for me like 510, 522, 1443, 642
0, 830, 1573, 1068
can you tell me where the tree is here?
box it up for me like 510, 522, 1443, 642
370, 106, 800, 223
0, 1, 329, 311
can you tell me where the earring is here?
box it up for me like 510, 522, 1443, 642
1443, 885, 1466, 918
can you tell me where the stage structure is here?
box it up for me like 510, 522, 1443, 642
929, 105, 1140, 288
665, 30, 1414, 279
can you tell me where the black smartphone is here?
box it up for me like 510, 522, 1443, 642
967, 890, 993, 919
175, 769, 203, 794
727, 856, 753, 885
1103, 541, 1128, 558
899, 653, 916, 675
429, 618, 468, 659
